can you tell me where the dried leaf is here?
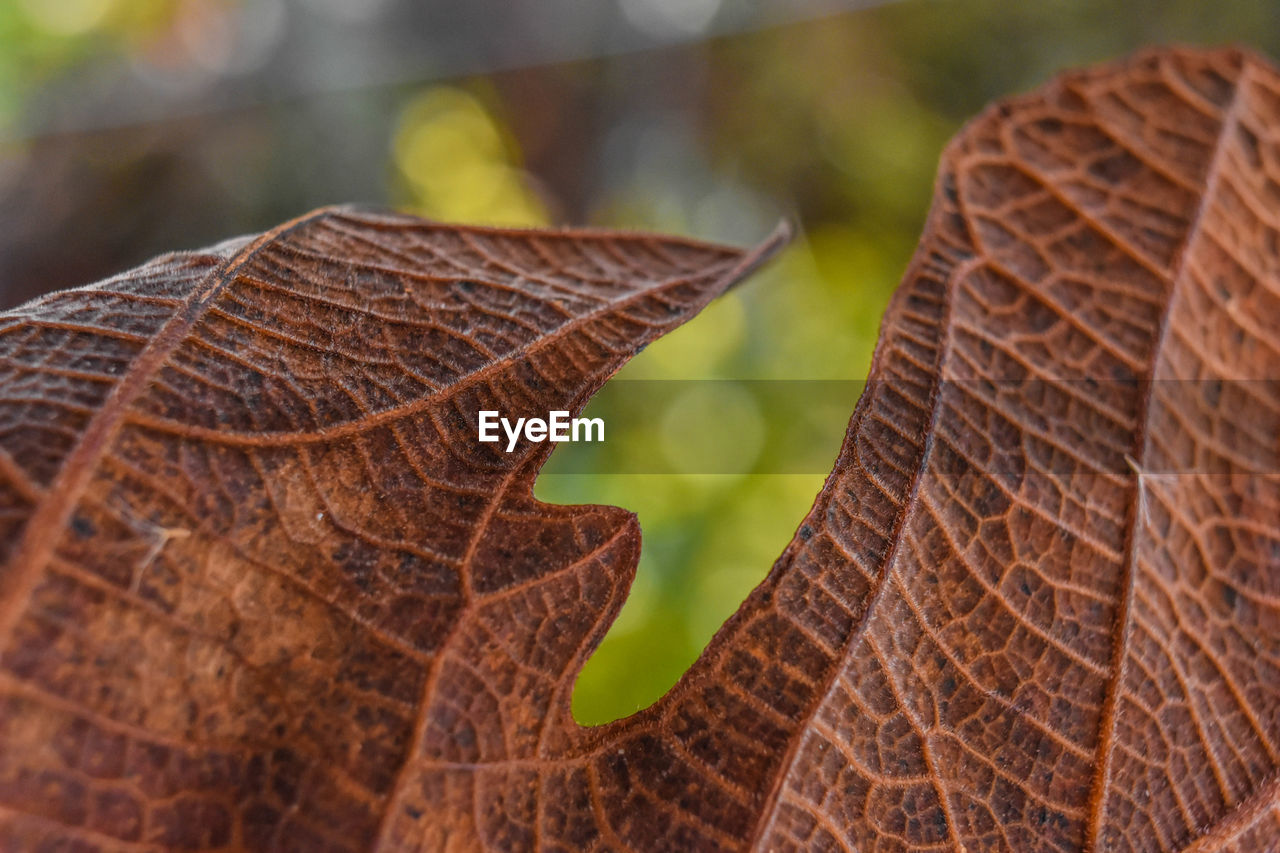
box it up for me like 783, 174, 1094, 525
0, 208, 784, 849
2, 45, 1279, 853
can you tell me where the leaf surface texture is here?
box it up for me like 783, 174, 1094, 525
0, 46, 1278, 853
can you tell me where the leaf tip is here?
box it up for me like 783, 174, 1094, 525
721, 218, 793, 293
759, 218, 795, 261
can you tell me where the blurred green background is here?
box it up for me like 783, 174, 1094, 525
2, 0, 1277, 724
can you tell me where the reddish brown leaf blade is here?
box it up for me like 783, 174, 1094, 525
0, 207, 786, 850
598, 47, 1278, 852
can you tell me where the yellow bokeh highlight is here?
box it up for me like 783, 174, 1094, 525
19, 0, 116, 36
392, 86, 547, 227
15, 0, 174, 42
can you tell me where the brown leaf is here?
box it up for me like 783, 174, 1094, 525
0, 208, 785, 850
1, 44, 1279, 853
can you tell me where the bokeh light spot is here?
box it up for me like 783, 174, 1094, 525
619, 0, 721, 38
19, 0, 114, 36
392, 86, 547, 226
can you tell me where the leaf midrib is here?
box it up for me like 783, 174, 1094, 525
1084, 56, 1254, 853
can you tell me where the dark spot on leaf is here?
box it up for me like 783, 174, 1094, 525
70, 514, 95, 539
